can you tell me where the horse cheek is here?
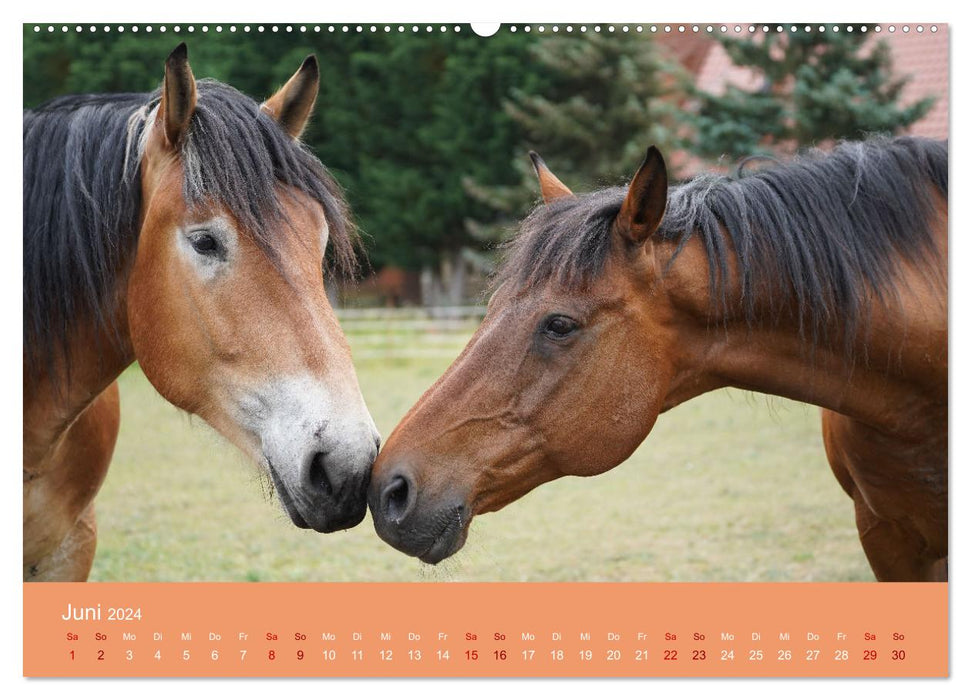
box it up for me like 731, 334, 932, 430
127, 254, 205, 415
570, 344, 668, 477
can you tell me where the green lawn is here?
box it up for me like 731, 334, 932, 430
89, 331, 873, 582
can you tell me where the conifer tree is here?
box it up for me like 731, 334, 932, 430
688, 28, 935, 160
465, 32, 685, 245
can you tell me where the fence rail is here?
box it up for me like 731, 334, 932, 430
338, 306, 485, 360
337, 305, 487, 320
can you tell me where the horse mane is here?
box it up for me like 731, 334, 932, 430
23, 79, 357, 380
500, 136, 948, 351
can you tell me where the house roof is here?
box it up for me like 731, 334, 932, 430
664, 27, 948, 140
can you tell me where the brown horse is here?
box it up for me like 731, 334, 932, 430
368, 138, 947, 582
23, 45, 380, 581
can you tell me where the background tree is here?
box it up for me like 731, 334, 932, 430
464, 32, 686, 247
23, 28, 546, 303
333, 33, 546, 282
23, 26, 942, 305
686, 28, 935, 160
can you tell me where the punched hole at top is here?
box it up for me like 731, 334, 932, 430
471, 23, 501, 37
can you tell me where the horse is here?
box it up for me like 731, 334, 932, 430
23, 44, 381, 581
367, 137, 947, 582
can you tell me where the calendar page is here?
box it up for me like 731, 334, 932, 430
21, 20, 949, 682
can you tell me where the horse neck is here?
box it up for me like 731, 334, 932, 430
23, 303, 134, 467
655, 232, 946, 440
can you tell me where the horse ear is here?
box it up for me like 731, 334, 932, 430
529, 151, 574, 203
158, 43, 197, 149
262, 55, 320, 140
617, 146, 668, 245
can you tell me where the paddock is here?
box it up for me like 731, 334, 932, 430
88, 311, 872, 582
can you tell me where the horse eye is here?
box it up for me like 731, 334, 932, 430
190, 233, 222, 257
541, 315, 580, 340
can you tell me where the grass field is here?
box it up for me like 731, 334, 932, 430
89, 327, 874, 582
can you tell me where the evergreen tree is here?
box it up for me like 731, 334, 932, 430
465, 32, 685, 246
687, 28, 935, 160
336, 31, 546, 276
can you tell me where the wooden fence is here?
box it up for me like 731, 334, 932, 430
337, 306, 486, 360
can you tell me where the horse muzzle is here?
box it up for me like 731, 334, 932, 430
239, 374, 381, 532
268, 440, 377, 532
367, 462, 470, 563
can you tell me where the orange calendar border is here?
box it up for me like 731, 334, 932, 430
23, 582, 948, 678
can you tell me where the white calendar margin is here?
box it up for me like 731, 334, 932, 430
3, 1, 964, 698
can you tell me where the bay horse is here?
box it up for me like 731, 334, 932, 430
24, 44, 381, 581
368, 137, 947, 582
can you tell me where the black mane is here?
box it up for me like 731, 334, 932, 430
23, 80, 356, 380
500, 136, 947, 350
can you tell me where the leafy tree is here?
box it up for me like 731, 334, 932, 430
687, 29, 935, 160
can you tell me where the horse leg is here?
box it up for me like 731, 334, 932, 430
821, 409, 947, 582
850, 495, 947, 582
24, 382, 120, 581
28, 503, 100, 581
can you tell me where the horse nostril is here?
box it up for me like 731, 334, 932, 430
308, 451, 334, 497
381, 474, 411, 523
